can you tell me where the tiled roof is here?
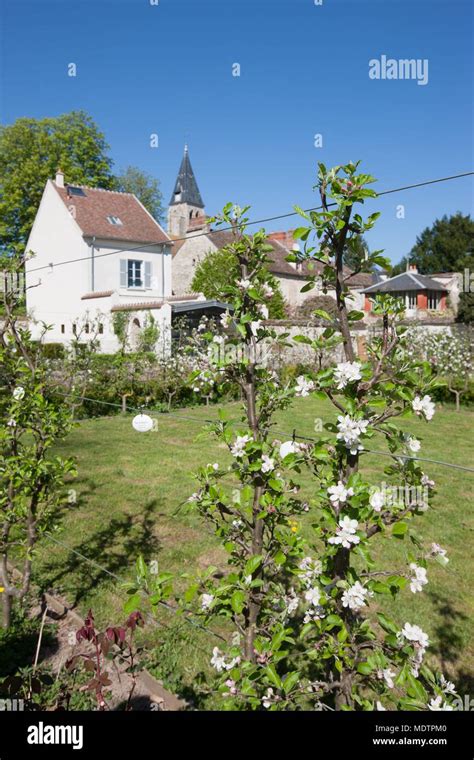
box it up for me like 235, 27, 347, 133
362, 272, 448, 294
111, 302, 164, 312
81, 290, 113, 300
53, 182, 171, 245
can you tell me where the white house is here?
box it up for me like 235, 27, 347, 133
25, 170, 179, 353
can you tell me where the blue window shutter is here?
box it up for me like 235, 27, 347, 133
144, 261, 152, 288
120, 260, 127, 287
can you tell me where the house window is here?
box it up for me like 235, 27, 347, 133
61, 324, 65, 334
107, 215, 123, 226
128, 260, 143, 288
407, 292, 417, 309
120, 259, 152, 289
72, 323, 77, 335
85, 323, 90, 334
427, 291, 440, 310
99, 323, 104, 334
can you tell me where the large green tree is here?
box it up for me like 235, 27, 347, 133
114, 166, 165, 224
393, 212, 474, 275
191, 246, 288, 318
0, 111, 114, 255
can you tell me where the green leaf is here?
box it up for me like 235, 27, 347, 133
273, 550, 287, 566
357, 662, 373, 675
282, 671, 300, 694
377, 612, 399, 635
244, 555, 262, 576
313, 309, 333, 321
231, 590, 246, 614
123, 593, 141, 614
265, 664, 282, 689
392, 521, 408, 537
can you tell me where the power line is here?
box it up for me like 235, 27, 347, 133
26, 171, 474, 275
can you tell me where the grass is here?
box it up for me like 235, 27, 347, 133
30, 396, 474, 697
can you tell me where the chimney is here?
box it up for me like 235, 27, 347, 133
55, 168, 65, 188
408, 264, 418, 273
267, 230, 296, 250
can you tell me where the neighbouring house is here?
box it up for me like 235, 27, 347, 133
169, 147, 372, 311
362, 265, 450, 317
24, 169, 227, 353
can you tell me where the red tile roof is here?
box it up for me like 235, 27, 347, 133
81, 290, 113, 300
53, 182, 171, 245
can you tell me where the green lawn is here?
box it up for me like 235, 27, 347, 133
33, 397, 474, 697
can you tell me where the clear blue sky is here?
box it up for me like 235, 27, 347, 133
0, 0, 472, 264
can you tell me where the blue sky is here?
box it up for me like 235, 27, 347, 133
0, 0, 472, 263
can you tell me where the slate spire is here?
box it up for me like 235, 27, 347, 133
169, 145, 204, 208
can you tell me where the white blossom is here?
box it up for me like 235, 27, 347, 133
334, 361, 362, 390
299, 556, 323, 586
295, 375, 315, 397
279, 440, 301, 459
328, 516, 360, 549
284, 589, 299, 617
400, 622, 429, 650
250, 320, 262, 336
201, 593, 214, 610
262, 688, 279, 709
430, 542, 449, 562
382, 668, 396, 689
409, 563, 428, 594
210, 647, 240, 672
210, 647, 227, 672
258, 304, 269, 320
369, 489, 385, 512
376, 701, 387, 711
237, 278, 251, 290
231, 434, 251, 458
428, 696, 453, 711
261, 455, 275, 473
336, 415, 369, 454
328, 481, 354, 505
7, 419, 16, 428
341, 581, 368, 611
304, 586, 321, 606
440, 675, 457, 696
407, 436, 421, 453
220, 311, 232, 328
412, 394, 436, 421
421, 473, 435, 488
261, 283, 274, 299
213, 334, 225, 345
12, 386, 25, 401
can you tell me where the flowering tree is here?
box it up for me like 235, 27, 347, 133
137, 167, 456, 712
405, 327, 473, 412
0, 256, 76, 627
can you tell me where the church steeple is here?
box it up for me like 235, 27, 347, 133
169, 145, 204, 210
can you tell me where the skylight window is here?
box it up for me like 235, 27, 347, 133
107, 215, 123, 226
66, 186, 86, 196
